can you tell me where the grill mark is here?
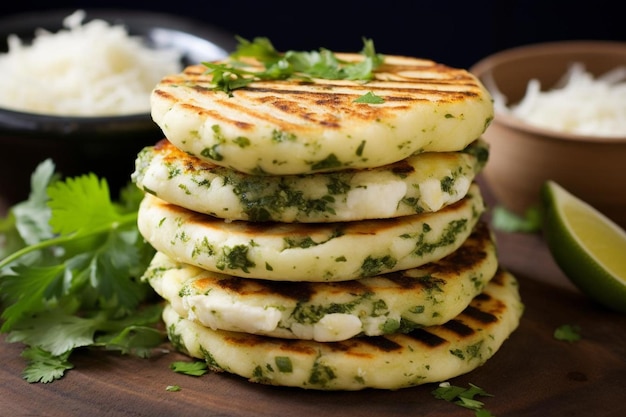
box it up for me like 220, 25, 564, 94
490, 269, 507, 286
357, 336, 403, 352
199, 91, 380, 131
473, 293, 492, 302
406, 328, 447, 347
384, 272, 445, 291
242, 82, 480, 96
442, 319, 475, 337
178, 102, 256, 131
462, 305, 498, 324
182, 78, 481, 95
152, 88, 176, 101
159, 59, 486, 133
257, 280, 315, 300
225, 333, 321, 354
390, 159, 415, 175
190, 84, 212, 94
212, 276, 248, 292
228, 90, 393, 125
157, 140, 218, 175
424, 222, 490, 275
203, 275, 373, 302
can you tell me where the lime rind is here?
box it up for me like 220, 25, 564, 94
541, 181, 626, 314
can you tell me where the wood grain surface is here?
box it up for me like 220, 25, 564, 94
2, 181, 626, 417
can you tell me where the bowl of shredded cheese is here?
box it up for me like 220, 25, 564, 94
0, 9, 234, 205
471, 40, 626, 228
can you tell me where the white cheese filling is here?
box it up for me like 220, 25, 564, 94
184, 295, 282, 334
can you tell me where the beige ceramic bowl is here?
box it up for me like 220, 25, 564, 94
470, 41, 626, 229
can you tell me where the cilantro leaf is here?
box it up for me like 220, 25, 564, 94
0, 212, 24, 261
46, 173, 120, 236
432, 383, 468, 401
21, 346, 73, 383
97, 326, 165, 358
0, 264, 67, 332
0, 160, 57, 261
354, 91, 385, 104
230, 35, 281, 62
7, 309, 101, 355
86, 229, 149, 310
202, 62, 257, 95
343, 38, 384, 80
11, 160, 56, 245
170, 360, 209, 376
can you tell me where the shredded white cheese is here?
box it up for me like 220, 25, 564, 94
0, 10, 183, 116
495, 63, 626, 137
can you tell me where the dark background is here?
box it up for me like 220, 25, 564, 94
1, 1, 624, 70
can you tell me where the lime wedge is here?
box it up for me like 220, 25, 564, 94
542, 181, 626, 313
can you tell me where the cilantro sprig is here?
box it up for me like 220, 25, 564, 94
432, 382, 496, 416
170, 360, 209, 376
0, 160, 162, 383
203, 36, 385, 95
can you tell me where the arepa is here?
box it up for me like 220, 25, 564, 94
143, 221, 497, 342
132, 138, 488, 222
137, 183, 484, 282
151, 53, 494, 175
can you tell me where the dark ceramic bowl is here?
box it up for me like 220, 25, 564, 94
0, 9, 236, 206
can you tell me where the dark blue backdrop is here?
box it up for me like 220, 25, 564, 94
1, 0, 624, 69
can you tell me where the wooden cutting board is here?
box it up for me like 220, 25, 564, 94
1, 187, 625, 417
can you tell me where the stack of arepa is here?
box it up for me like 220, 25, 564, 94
132, 42, 524, 391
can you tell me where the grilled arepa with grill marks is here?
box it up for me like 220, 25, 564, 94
143, 221, 497, 342
137, 183, 484, 282
150, 54, 494, 175
162, 268, 522, 390
132, 138, 488, 223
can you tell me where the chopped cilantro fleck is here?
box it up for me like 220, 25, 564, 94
432, 382, 495, 415
554, 324, 582, 342
310, 154, 343, 171
354, 91, 385, 104
275, 356, 293, 373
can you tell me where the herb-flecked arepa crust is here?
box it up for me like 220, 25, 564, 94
132, 138, 488, 223
137, 183, 484, 282
162, 268, 523, 390
150, 54, 494, 175
143, 221, 497, 342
